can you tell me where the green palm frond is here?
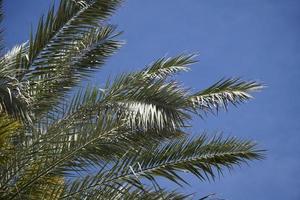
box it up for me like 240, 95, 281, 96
27, 0, 122, 73
1, 43, 28, 75
28, 1, 122, 115
105, 75, 190, 130
12, 164, 64, 200
58, 135, 262, 198
142, 54, 196, 79
41, 69, 191, 133
0, 114, 21, 165
189, 78, 264, 115
24, 0, 120, 67
2, 113, 123, 199
26, 0, 81, 69
0, 80, 29, 120
70, 26, 123, 75
0, 0, 123, 119
0, 0, 123, 118
29, 25, 122, 116
0, 44, 31, 120
116, 135, 263, 187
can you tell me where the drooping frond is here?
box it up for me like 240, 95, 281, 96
58, 135, 263, 198
189, 78, 264, 115
113, 135, 263, 187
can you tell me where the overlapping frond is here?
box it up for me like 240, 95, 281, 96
0, 114, 21, 165
11, 164, 64, 200
26, 0, 81, 69
29, 25, 122, 116
1, 52, 263, 199
22, 0, 121, 117
0, 0, 265, 199
1, 113, 124, 199
0, 0, 123, 119
104, 75, 190, 130
26, 0, 122, 75
0, 43, 31, 120
42, 66, 192, 133
58, 135, 262, 198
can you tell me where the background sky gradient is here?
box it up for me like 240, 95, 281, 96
3, 0, 300, 199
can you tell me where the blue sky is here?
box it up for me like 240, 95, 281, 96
3, 0, 300, 199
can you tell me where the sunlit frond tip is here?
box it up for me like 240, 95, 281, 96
189, 78, 264, 114
142, 54, 197, 79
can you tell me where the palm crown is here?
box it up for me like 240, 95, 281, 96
0, 0, 264, 199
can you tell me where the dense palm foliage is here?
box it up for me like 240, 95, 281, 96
0, 0, 264, 199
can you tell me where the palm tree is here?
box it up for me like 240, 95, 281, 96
0, 0, 264, 199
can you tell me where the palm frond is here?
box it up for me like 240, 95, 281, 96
5, 0, 123, 117
0, 44, 31, 120
12, 164, 64, 200
3, 106, 185, 199
0, 114, 21, 165
100, 69, 193, 131
114, 135, 263, 187
0, 1, 265, 199
59, 135, 263, 197
26, 0, 81, 69
28, 25, 122, 116
41, 70, 191, 135
142, 54, 196, 79
189, 78, 263, 115
26, 0, 122, 73
2, 111, 124, 199
70, 26, 123, 76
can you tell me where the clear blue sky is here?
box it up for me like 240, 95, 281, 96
4, 0, 300, 199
